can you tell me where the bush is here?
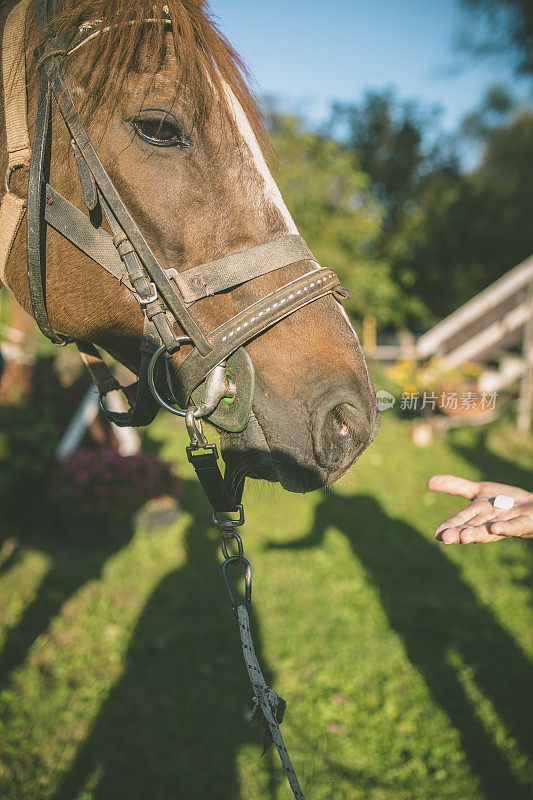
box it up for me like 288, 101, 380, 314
48, 448, 182, 519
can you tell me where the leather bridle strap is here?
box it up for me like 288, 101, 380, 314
78, 323, 172, 428
2, 0, 30, 170
37, 48, 211, 354
26, 69, 70, 343
25, 0, 71, 343
187, 442, 244, 514
0, 0, 30, 285
43, 185, 131, 287
174, 234, 316, 305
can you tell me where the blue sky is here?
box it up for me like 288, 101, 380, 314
212, 0, 530, 134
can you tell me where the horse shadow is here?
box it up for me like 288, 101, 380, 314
53, 478, 280, 800
270, 491, 533, 800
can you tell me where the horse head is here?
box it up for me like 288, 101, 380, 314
0, 0, 380, 493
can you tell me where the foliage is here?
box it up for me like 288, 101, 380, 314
0, 413, 531, 799
0, 356, 181, 524
0, 404, 58, 509
49, 448, 182, 519
0, 358, 69, 514
269, 113, 406, 326
319, 87, 533, 326
460, 84, 515, 141
331, 90, 459, 226
459, 0, 533, 77
468, 108, 533, 277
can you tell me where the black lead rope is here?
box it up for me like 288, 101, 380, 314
186, 442, 244, 515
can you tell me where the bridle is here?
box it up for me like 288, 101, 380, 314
1, 0, 349, 504
0, 2, 352, 795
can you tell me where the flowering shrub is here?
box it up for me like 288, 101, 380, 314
49, 448, 182, 519
387, 357, 481, 395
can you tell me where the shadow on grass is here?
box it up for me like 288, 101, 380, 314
449, 428, 532, 493
0, 517, 134, 689
54, 479, 280, 800
0, 356, 132, 689
449, 427, 533, 603
271, 491, 533, 800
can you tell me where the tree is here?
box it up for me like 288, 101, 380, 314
468, 108, 533, 277
328, 91, 463, 325
269, 90, 533, 330
331, 90, 459, 229
460, 84, 515, 141
383, 102, 533, 322
459, 0, 533, 77
268, 113, 409, 326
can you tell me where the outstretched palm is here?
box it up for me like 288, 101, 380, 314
428, 474, 533, 543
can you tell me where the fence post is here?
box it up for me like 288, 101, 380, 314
517, 277, 533, 433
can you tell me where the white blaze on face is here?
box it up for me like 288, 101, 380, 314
223, 85, 362, 347
223, 83, 298, 235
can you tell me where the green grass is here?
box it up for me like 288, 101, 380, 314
0, 410, 532, 800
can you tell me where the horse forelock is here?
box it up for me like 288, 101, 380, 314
22, 0, 264, 142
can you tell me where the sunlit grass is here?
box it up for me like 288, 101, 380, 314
0, 410, 531, 799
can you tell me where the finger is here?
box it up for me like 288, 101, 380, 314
478, 482, 533, 503
490, 515, 533, 538
428, 474, 481, 499
461, 506, 501, 527
437, 524, 503, 543
458, 525, 503, 544
437, 527, 461, 544
435, 500, 492, 534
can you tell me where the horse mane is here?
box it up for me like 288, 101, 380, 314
25, 0, 264, 138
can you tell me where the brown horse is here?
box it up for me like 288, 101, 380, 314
0, 0, 379, 492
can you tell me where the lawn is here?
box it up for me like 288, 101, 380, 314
0, 403, 532, 799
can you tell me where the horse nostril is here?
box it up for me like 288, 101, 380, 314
314, 402, 369, 472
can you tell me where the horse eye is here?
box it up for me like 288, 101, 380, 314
131, 116, 192, 148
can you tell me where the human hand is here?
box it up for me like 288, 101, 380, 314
428, 474, 533, 543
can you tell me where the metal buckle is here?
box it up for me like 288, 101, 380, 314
4, 167, 14, 194
4, 166, 27, 201
220, 530, 244, 561
192, 360, 236, 420
186, 441, 218, 462
133, 281, 158, 306
213, 504, 245, 528
185, 405, 208, 447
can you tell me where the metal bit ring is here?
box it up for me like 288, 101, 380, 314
148, 341, 191, 418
